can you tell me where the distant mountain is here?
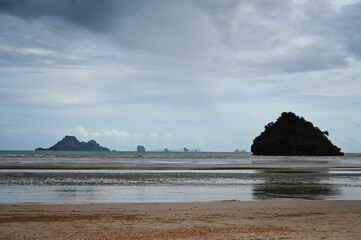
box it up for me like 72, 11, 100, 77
35, 136, 110, 151
251, 112, 343, 156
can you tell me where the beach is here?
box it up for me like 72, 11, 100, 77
1, 200, 361, 239
1, 152, 361, 239
2, 0, 361, 238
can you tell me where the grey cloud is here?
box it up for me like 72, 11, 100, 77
336, 2, 361, 59
259, 37, 347, 73
23, 71, 44, 74
192, 0, 349, 73
112, 1, 218, 59
0, 14, 74, 68
194, 0, 291, 19
301, 0, 361, 60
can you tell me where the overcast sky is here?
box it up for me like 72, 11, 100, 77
0, 0, 360, 152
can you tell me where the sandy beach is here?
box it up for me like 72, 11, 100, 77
1, 200, 360, 239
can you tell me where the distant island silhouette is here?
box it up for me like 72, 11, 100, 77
35, 112, 344, 156
35, 135, 110, 151
137, 145, 146, 152
251, 112, 343, 156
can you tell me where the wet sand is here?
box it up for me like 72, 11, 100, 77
1, 200, 361, 239
2, 153, 361, 170
2, 167, 361, 203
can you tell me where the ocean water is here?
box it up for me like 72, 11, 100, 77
0, 151, 361, 203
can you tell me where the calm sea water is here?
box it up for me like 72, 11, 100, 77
0, 151, 361, 203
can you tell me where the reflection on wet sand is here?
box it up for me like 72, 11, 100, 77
55, 186, 97, 202
1, 153, 360, 203
252, 170, 341, 200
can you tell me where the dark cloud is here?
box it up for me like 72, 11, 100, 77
0, 0, 141, 31
0, 0, 360, 74
1, 0, 359, 75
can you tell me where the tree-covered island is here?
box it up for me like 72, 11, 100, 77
251, 112, 343, 156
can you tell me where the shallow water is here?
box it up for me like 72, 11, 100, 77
0, 151, 361, 203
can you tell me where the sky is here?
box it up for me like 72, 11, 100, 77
0, 0, 361, 152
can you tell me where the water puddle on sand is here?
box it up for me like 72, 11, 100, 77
1, 183, 361, 204
1, 169, 361, 203
1, 154, 361, 203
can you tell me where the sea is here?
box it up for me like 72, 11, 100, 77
1, 151, 361, 204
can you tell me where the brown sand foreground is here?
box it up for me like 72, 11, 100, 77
1, 201, 360, 240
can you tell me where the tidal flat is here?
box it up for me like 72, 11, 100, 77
0, 152, 360, 203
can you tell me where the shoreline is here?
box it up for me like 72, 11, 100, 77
1, 200, 361, 239
2, 165, 361, 170
1, 198, 360, 206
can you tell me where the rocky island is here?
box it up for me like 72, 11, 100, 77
35, 135, 110, 151
137, 145, 146, 152
251, 112, 343, 156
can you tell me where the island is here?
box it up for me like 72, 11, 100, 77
234, 149, 247, 153
251, 112, 344, 156
137, 145, 146, 152
35, 135, 110, 151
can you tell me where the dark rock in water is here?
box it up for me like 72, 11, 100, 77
137, 145, 146, 152
251, 112, 343, 156
35, 136, 110, 151
164, 148, 169, 152
234, 149, 247, 153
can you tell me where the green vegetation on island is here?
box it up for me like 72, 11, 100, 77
251, 112, 343, 156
